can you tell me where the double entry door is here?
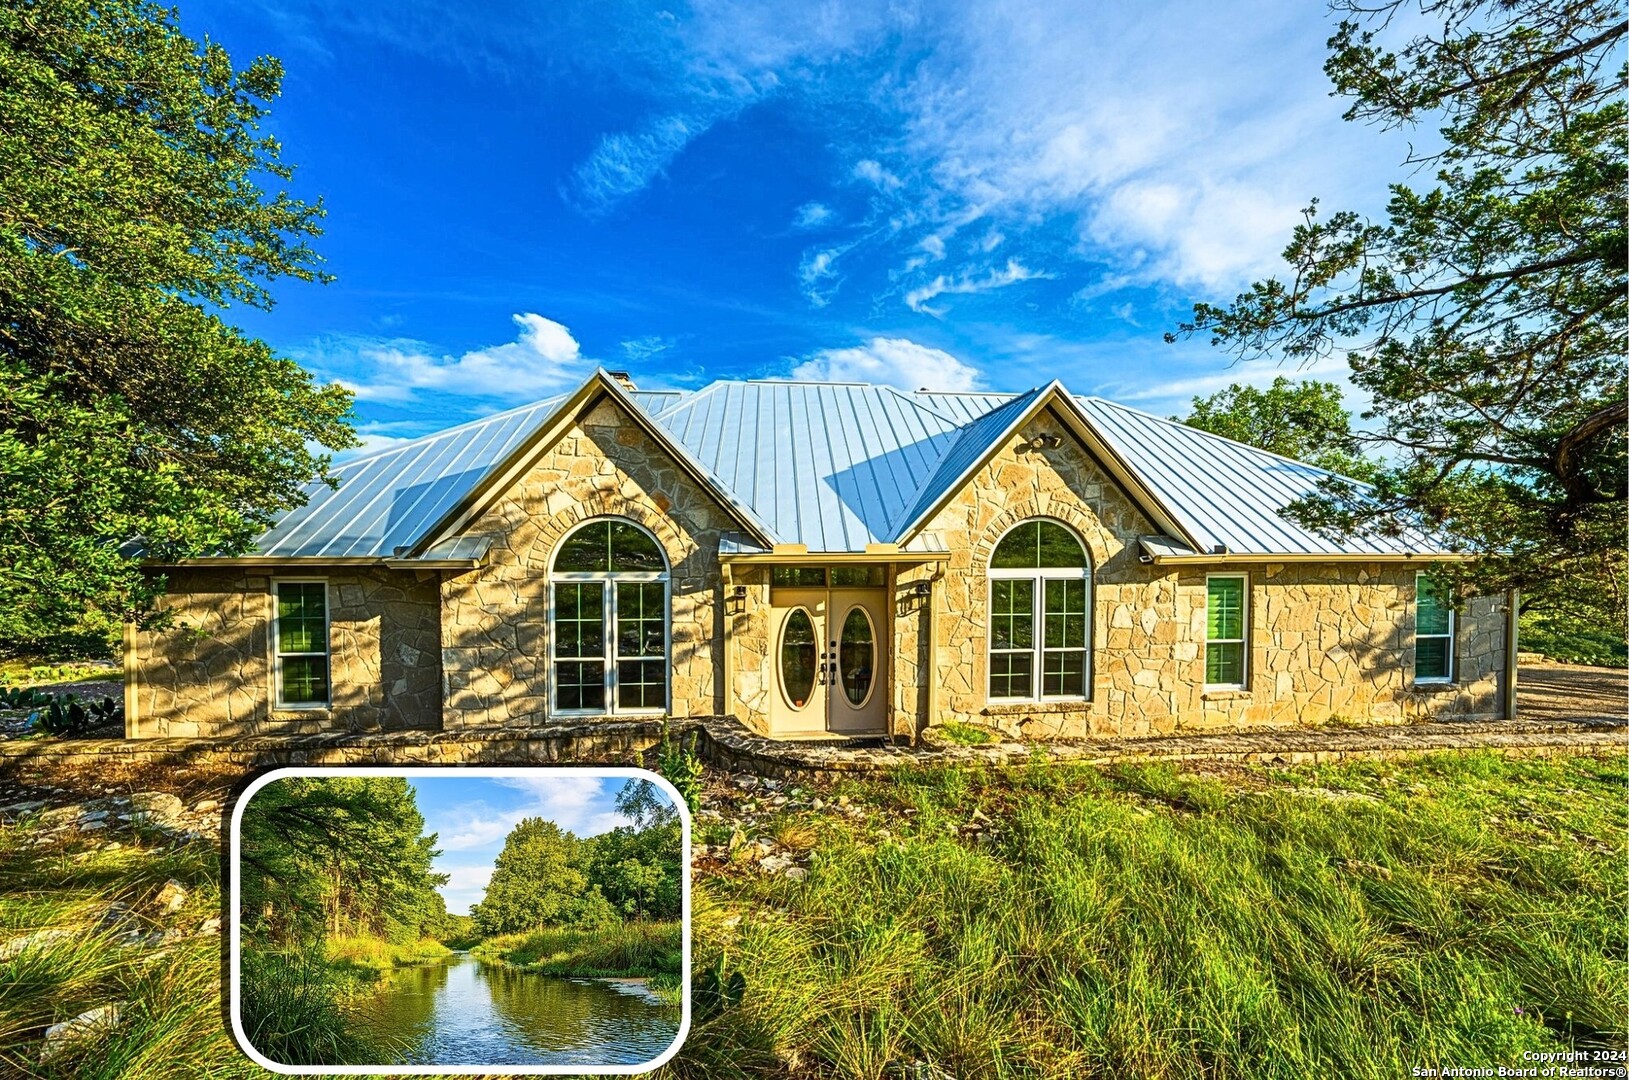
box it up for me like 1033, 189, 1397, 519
769, 587, 888, 736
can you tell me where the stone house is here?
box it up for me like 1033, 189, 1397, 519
125, 369, 1516, 741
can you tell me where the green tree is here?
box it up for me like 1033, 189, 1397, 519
239, 776, 447, 945
1178, 377, 1378, 480
1170, 0, 1625, 625
471, 818, 591, 937
0, 0, 355, 651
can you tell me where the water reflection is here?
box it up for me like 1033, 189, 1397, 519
348, 953, 680, 1066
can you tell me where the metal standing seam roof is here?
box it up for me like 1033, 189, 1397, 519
237, 374, 1449, 562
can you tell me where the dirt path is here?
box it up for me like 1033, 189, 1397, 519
1519, 662, 1627, 724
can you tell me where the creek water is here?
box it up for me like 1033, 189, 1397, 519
347, 952, 681, 1066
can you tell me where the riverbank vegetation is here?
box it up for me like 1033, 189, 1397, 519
237, 775, 451, 1066
467, 779, 685, 987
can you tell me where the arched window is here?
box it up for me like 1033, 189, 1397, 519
549, 518, 669, 714
987, 520, 1091, 701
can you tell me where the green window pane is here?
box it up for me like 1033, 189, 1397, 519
617, 582, 666, 658
989, 653, 1033, 698
280, 655, 329, 705
1415, 638, 1451, 681
555, 660, 605, 710
772, 567, 827, 588
991, 579, 1034, 650
608, 521, 665, 572
1206, 641, 1245, 686
554, 583, 604, 658
1416, 577, 1451, 636
1044, 578, 1087, 648
992, 520, 1087, 568
1042, 650, 1085, 697
830, 566, 885, 587
1207, 578, 1244, 641
617, 659, 666, 709
555, 523, 611, 572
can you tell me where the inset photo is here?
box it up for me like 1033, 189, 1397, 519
229, 767, 689, 1074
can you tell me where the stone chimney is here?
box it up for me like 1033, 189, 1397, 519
606, 370, 637, 391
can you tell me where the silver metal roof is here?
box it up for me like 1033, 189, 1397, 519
236, 374, 1447, 562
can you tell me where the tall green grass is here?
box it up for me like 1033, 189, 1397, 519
474, 920, 683, 978
0, 816, 260, 1079
240, 949, 399, 1066
669, 753, 1627, 1080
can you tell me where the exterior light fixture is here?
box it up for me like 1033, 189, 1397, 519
1026, 434, 1062, 450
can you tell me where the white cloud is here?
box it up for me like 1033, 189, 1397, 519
904, 258, 1049, 314
435, 775, 633, 853
791, 336, 983, 392
853, 158, 903, 190
438, 862, 496, 916
343, 313, 590, 402
798, 244, 850, 307
793, 201, 835, 228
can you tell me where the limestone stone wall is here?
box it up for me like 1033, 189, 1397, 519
910, 405, 1508, 736
439, 394, 736, 728
128, 567, 443, 737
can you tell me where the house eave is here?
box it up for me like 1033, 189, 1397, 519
1143, 550, 1476, 566
147, 556, 484, 570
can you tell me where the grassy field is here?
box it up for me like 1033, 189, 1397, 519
0, 751, 1622, 1078
676, 753, 1627, 1080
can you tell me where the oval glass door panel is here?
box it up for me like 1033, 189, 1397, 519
780, 608, 817, 709
838, 607, 875, 706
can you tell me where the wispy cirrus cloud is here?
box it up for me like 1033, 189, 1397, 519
904, 258, 1050, 315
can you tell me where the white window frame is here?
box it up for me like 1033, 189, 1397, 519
1203, 573, 1250, 691
986, 521, 1092, 705
547, 519, 671, 717
1413, 572, 1456, 684
272, 578, 331, 710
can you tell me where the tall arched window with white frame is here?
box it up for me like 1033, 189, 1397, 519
986, 519, 1092, 702
549, 518, 670, 714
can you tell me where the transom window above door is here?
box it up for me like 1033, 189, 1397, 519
549, 518, 669, 715
987, 520, 1092, 703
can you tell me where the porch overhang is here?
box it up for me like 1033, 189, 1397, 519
718, 541, 951, 566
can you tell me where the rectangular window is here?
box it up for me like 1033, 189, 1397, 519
1415, 573, 1455, 682
1042, 578, 1088, 697
274, 581, 329, 707
771, 567, 827, 588
1205, 575, 1248, 688
553, 582, 606, 711
988, 578, 1035, 698
615, 581, 667, 710
829, 565, 885, 588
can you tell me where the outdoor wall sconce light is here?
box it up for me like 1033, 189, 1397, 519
725, 583, 748, 615
912, 580, 932, 598
1026, 433, 1063, 451
731, 585, 747, 600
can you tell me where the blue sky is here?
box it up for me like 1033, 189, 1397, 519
183, 0, 1423, 456
409, 774, 660, 915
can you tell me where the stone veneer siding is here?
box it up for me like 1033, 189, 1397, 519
127, 567, 443, 737
903, 404, 1507, 738
126, 398, 1507, 739
437, 395, 735, 728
